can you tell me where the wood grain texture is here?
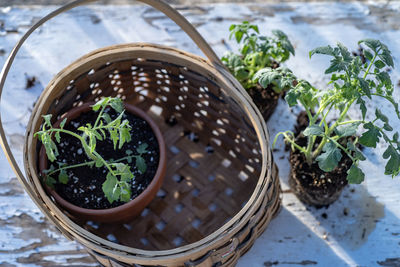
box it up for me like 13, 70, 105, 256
1, 2, 400, 267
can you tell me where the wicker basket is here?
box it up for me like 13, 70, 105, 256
0, 0, 281, 266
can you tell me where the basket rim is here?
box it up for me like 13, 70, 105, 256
24, 42, 274, 263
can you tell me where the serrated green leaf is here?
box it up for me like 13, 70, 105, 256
325, 57, 347, 74
357, 98, 367, 120
358, 78, 371, 98
92, 97, 109, 111
136, 156, 147, 174
316, 142, 342, 172
309, 45, 334, 58
55, 132, 61, 143
335, 122, 360, 137
254, 67, 277, 88
109, 129, 119, 150
284, 89, 299, 107
136, 143, 148, 154
347, 142, 366, 161
101, 113, 112, 124
303, 125, 324, 136
235, 31, 243, 43
384, 123, 393, 131
374, 60, 385, 69
250, 25, 259, 33
359, 39, 381, 52
60, 118, 67, 129
364, 50, 373, 61
338, 42, 352, 62
42, 114, 52, 128
109, 98, 124, 113
93, 130, 103, 141
45, 176, 57, 189
103, 172, 118, 204
377, 71, 392, 89
383, 145, 400, 176
394, 132, 399, 142
58, 169, 69, 184
113, 162, 126, 172
379, 47, 394, 68
43, 134, 58, 162
118, 123, 131, 149
119, 184, 131, 202
359, 122, 381, 148
347, 164, 365, 184
119, 166, 133, 182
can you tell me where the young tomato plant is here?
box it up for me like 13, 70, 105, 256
35, 97, 148, 204
221, 21, 295, 91
259, 39, 400, 183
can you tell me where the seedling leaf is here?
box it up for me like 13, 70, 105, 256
136, 156, 147, 174
304, 125, 324, 136
316, 142, 342, 172
359, 122, 381, 148
103, 172, 118, 204
58, 169, 69, 184
335, 122, 360, 137
383, 146, 400, 176
136, 143, 148, 154
347, 164, 365, 184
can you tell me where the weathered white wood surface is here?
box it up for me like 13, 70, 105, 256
0, 2, 399, 266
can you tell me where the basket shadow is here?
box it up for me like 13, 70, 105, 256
237, 206, 348, 266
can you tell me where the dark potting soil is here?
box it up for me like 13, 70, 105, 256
53, 107, 159, 209
289, 137, 351, 199
247, 84, 282, 122
289, 112, 351, 206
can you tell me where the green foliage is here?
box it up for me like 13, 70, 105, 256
269, 40, 400, 183
221, 21, 294, 91
35, 97, 149, 204
316, 142, 343, 172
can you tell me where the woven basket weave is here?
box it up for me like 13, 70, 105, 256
0, 0, 281, 266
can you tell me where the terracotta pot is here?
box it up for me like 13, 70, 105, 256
39, 102, 166, 223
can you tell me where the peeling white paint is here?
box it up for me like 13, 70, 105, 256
0, 2, 399, 266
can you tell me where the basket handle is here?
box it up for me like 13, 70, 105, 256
0, 0, 225, 240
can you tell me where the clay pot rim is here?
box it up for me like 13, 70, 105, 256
39, 102, 166, 217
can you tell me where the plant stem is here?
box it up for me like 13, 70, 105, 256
45, 128, 83, 140
281, 133, 307, 153
337, 120, 364, 126
93, 104, 107, 129
92, 150, 116, 176
312, 99, 355, 159
112, 155, 140, 163
363, 50, 378, 79
325, 136, 356, 162
47, 161, 95, 176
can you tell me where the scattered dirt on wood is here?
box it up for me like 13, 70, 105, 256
377, 258, 400, 267
264, 260, 318, 266
90, 14, 101, 24
25, 75, 37, 89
